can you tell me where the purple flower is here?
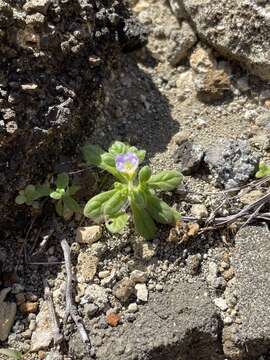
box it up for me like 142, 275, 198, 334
115, 152, 139, 174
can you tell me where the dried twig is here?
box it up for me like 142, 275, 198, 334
61, 239, 91, 349
44, 280, 63, 345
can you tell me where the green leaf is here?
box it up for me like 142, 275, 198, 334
106, 212, 128, 233
0, 348, 22, 359
67, 185, 80, 196
55, 200, 64, 217
147, 170, 183, 191
108, 141, 127, 156
63, 196, 81, 213
84, 189, 117, 219
103, 189, 128, 216
145, 193, 180, 224
56, 173, 69, 189
130, 200, 157, 240
255, 163, 270, 178
83, 144, 104, 166
139, 166, 151, 183
50, 191, 63, 200
24, 185, 40, 202
15, 194, 26, 205
36, 184, 51, 197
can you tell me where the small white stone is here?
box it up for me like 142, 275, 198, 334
130, 270, 146, 284
127, 303, 138, 313
76, 226, 102, 245
224, 316, 233, 325
135, 284, 148, 302
98, 271, 110, 279
190, 204, 208, 219
214, 298, 228, 311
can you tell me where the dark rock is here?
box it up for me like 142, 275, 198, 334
0, 0, 147, 228
204, 139, 260, 189
174, 140, 205, 175
177, 0, 270, 80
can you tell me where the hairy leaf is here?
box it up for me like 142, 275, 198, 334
56, 173, 69, 189
83, 144, 104, 166
67, 185, 80, 196
108, 141, 127, 156
15, 195, 26, 205
147, 170, 182, 191
55, 200, 64, 217
256, 163, 270, 178
50, 191, 63, 200
36, 184, 51, 197
84, 189, 117, 219
103, 189, 128, 216
63, 196, 81, 213
139, 166, 151, 183
130, 200, 157, 240
145, 193, 180, 224
106, 212, 128, 233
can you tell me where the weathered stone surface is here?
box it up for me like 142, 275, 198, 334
231, 226, 270, 358
31, 302, 54, 351
190, 46, 231, 102
96, 278, 223, 360
174, 139, 204, 175
167, 21, 197, 66
204, 139, 260, 189
0, 0, 147, 229
180, 0, 270, 80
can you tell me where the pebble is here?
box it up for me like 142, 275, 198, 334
84, 303, 98, 318
224, 316, 233, 325
214, 298, 228, 311
106, 312, 121, 327
19, 302, 38, 314
127, 303, 138, 313
130, 270, 147, 284
31, 303, 54, 351
113, 278, 135, 303
76, 226, 102, 245
155, 284, 163, 291
223, 268, 235, 281
190, 204, 208, 219
135, 284, 148, 302
76, 252, 98, 283
84, 285, 109, 311
98, 270, 110, 279
186, 254, 201, 275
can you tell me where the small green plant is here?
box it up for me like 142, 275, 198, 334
256, 162, 270, 178
15, 173, 81, 218
50, 173, 81, 218
83, 141, 183, 239
15, 184, 51, 208
0, 348, 22, 360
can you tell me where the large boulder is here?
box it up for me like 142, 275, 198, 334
0, 0, 146, 229
175, 0, 270, 80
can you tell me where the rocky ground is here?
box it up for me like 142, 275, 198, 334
1, 0, 270, 359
